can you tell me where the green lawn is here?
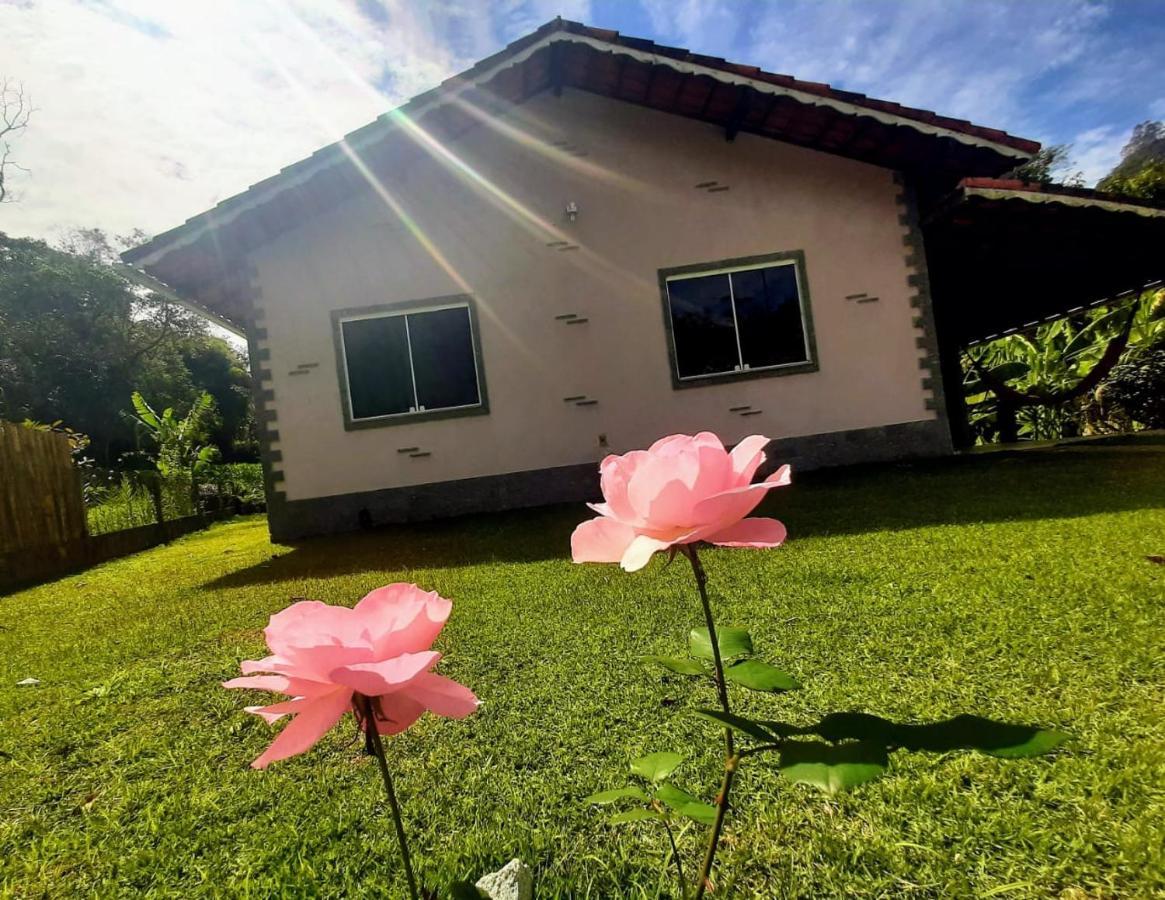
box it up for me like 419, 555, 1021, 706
2, 442, 1163, 898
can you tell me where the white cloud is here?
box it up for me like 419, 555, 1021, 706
633, 0, 1159, 173
742, 0, 1116, 129
0, 0, 581, 242
0, 0, 1155, 242
1071, 124, 1130, 185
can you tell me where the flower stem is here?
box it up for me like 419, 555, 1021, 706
360, 695, 420, 900
684, 547, 733, 757
683, 546, 736, 900
661, 815, 686, 899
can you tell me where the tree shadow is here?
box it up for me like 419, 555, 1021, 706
205, 438, 1163, 589
760, 441, 1165, 540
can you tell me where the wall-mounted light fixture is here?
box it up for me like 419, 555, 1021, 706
565, 201, 579, 223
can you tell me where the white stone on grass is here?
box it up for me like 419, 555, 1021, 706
475, 858, 532, 900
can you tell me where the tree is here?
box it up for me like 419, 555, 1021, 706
1007, 144, 1084, 185
0, 78, 34, 203
0, 232, 255, 464
181, 338, 256, 461
1097, 121, 1165, 203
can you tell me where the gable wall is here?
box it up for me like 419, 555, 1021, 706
249, 89, 942, 508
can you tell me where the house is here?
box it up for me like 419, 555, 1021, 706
123, 19, 1165, 540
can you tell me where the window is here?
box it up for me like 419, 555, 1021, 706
660, 252, 816, 386
334, 297, 487, 428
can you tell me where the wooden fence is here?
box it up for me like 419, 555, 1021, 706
0, 422, 237, 593
0, 424, 87, 555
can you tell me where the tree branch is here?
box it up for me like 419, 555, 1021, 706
0, 78, 36, 203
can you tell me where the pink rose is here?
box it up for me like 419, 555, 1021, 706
571, 433, 790, 572
224, 584, 478, 768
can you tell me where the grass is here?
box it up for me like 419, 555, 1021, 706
2, 442, 1163, 898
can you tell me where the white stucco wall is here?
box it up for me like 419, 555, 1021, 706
249, 89, 937, 502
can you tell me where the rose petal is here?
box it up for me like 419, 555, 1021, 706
245, 704, 291, 725
251, 688, 353, 769
404, 672, 480, 718
690, 481, 777, 528
599, 451, 651, 525
374, 692, 427, 735
728, 435, 771, 484
223, 674, 332, 696
704, 517, 788, 548
765, 464, 792, 488
265, 600, 371, 657
620, 534, 673, 572
571, 517, 638, 564
224, 675, 293, 692
649, 432, 723, 455
355, 584, 451, 656
328, 651, 440, 696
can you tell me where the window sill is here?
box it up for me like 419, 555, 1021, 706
342, 403, 489, 431
670, 359, 819, 390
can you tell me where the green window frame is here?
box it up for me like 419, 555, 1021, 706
658, 250, 819, 389
331, 294, 489, 431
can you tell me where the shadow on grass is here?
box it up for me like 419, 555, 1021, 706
768, 444, 1165, 539
206, 443, 1165, 588
771, 712, 1069, 757
701, 709, 1069, 793
204, 503, 583, 588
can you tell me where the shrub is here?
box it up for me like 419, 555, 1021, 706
1099, 340, 1165, 428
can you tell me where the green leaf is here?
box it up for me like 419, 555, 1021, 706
987, 361, 1031, 382
644, 655, 706, 676
130, 391, 160, 429
609, 808, 659, 824
724, 659, 801, 692
630, 752, 684, 783
656, 783, 717, 826
777, 740, 889, 794
689, 626, 753, 662
693, 709, 781, 742
584, 786, 649, 804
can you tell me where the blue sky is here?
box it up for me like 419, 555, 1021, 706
2, 0, 1162, 242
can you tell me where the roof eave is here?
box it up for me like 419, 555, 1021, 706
123, 23, 1039, 271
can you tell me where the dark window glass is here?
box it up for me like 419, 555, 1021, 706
731, 265, 808, 368
342, 316, 414, 419
408, 307, 479, 410
667, 273, 739, 379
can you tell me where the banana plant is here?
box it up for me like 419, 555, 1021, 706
125, 391, 220, 513
962, 289, 1164, 443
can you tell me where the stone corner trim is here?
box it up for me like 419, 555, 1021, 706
233, 263, 289, 521
892, 172, 954, 456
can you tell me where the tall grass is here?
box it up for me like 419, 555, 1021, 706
85, 463, 264, 536
85, 475, 158, 536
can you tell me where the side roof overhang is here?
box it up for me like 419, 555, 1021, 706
924, 179, 1165, 345
120, 18, 1039, 329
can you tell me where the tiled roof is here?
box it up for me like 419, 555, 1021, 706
122, 17, 1043, 321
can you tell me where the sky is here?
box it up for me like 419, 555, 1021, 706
1, 0, 1163, 245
